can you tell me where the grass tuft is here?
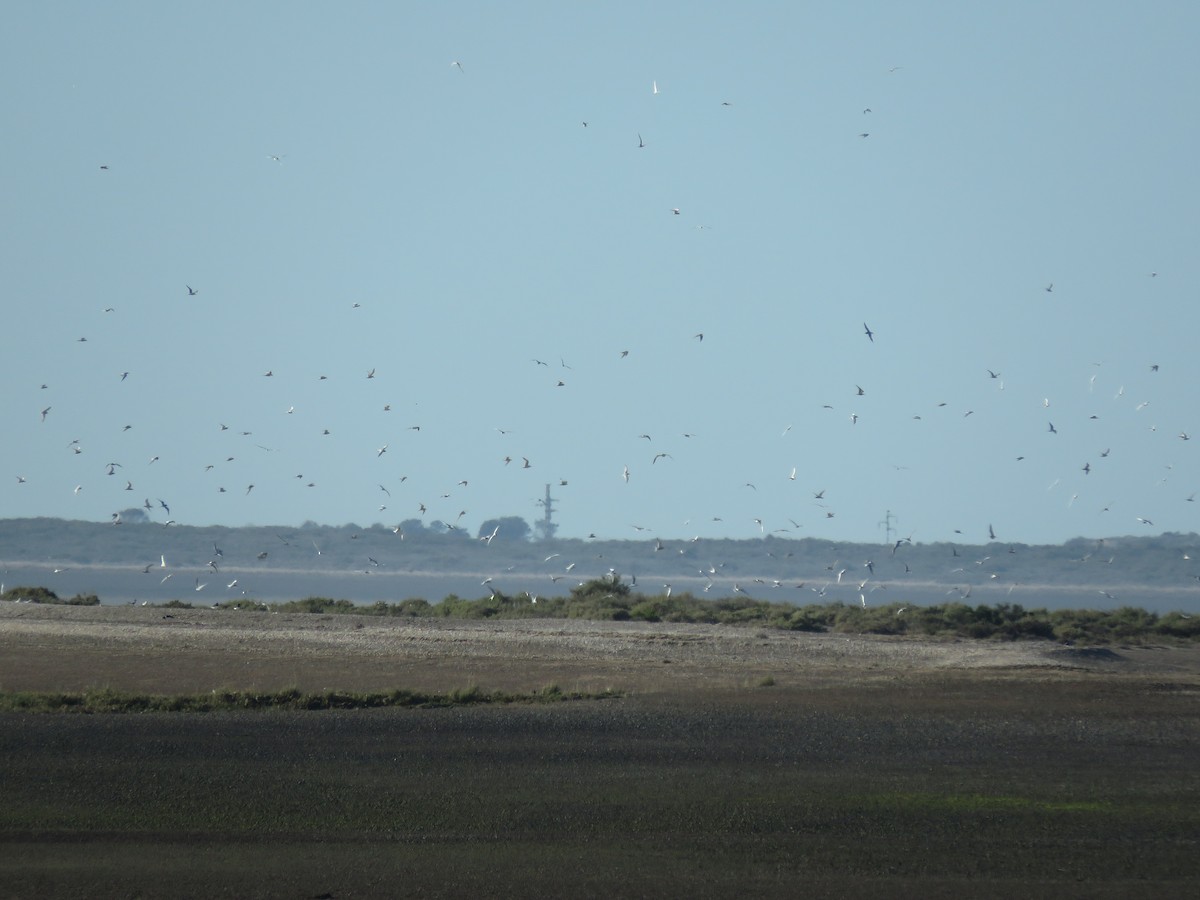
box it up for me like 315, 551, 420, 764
0, 685, 622, 714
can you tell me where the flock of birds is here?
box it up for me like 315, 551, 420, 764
7, 60, 1197, 609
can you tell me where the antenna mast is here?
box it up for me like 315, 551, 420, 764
535, 483, 558, 540
878, 509, 897, 544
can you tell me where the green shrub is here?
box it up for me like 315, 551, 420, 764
1, 586, 60, 603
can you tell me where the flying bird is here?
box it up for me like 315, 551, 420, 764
863, 322, 874, 342
187, 285, 198, 296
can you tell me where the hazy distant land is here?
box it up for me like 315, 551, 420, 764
2, 517, 1199, 613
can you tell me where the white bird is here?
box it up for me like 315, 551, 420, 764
451, 60, 464, 72
652, 80, 659, 95
622, 465, 630, 483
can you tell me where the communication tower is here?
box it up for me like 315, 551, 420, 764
535, 484, 558, 540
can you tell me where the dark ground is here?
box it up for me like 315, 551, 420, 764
1, 608, 1198, 898
2, 680, 1198, 899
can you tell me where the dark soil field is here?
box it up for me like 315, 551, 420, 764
1, 605, 1198, 898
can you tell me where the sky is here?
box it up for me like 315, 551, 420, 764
3, 2, 1199, 547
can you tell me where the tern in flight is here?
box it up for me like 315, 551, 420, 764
452, 60, 464, 72
863, 322, 874, 342
187, 285, 198, 296
638, 133, 645, 148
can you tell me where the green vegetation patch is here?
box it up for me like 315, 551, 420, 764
0, 683, 620, 714
868, 791, 1114, 815
255, 582, 1200, 645
0, 586, 99, 605
9, 576, 1200, 644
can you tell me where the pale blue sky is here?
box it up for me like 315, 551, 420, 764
3, 2, 1199, 545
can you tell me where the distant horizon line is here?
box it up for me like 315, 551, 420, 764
2, 515, 1195, 550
